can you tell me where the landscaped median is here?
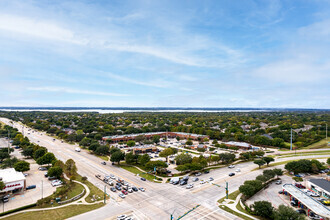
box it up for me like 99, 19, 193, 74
118, 164, 163, 183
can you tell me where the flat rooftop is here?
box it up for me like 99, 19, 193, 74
104, 132, 208, 139
283, 184, 330, 218
0, 168, 25, 183
309, 179, 330, 193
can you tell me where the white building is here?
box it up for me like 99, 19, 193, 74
307, 179, 330, 199
0, 168, 26, 194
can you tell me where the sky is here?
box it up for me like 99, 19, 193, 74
0, 0, 329, 108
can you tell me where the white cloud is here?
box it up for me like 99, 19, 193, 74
27, 87, 128, 97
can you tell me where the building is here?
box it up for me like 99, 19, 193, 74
282, 183, 330, 219
224, 141, 252, 150
307, 179, 330, 199
0, 168, 26, 195
103, 132, 208, 143
132, 146, 157, 154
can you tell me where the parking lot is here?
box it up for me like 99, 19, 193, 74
1, 158, 54, 212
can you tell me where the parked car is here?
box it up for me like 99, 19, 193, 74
278, 190, 285, 194
38, 167, 47, 171
204, 170, 210, 174
180, 180, 187, 185
139, 187, 145, 192
235, 168, 241, 172
200, 180, 206, 184
115, 185, 121, 190
140, 177, 146, 181
186, 184, 194, 189
296, 209, 306, 215
295, 183, 306, 189
208, 177, 214, 181
121, 190, 128, 195
195, 172, 202, 176
48, 176, 57, 180
229, 173, 235, 177
101, 161, 106, 165
117, 215, 127, 220
26, 185, 36, 190
290, 201, 298, 206
275, 180, 282, 185
228, 165, 235, 168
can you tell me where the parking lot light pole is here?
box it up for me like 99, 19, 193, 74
225, 181, 228, 199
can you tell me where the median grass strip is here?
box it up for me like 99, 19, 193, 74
5, 203, 105, 220
118, 165, 162, 182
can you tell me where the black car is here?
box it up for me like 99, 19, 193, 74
180, 180, 187, 185
229, 173, 235, 177
278, 190, 284, 194
101, 161, 106, 165
132, 187, 138, 192
296, 209, 306, 215
204, 170, 210, 174
140, 177, 146, 181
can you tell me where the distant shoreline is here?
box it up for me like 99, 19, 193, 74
0, 107, 329, 113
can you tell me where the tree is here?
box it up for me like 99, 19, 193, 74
135, 135, 145, 143
79, 137, 91, 147
65, 159, 77, 176
175, 153, 192, 165
127, 140, 136, 147
89, 143, 100, 151
37, 152, 56, 166
145, 161, 168, 170
327, 158, 330, 166
48, 166, 63, 178
152, 135, 160, 144
256, 175, 268, 183
110, 151, 125, 164
22, 147, 34, 158
0, 181, 5, 190
273, 205, 305, 220
54, 160, 65, 170
263, 169, 276, 179
34, 148, 47, 159
13, 161, 30, 172
95, 145, 109, 155
212, 139, 218, 145
176, 136, 181, 141
263, 157, 275, 166
254, 159, 266, 169
251, 201, 273, 218
239, 184, 256, 198
109, 147, 121, 155
0, 152, 10, 162
159, 148, 174, 162
285, 159, 313, 174
186, 140, 193, 145
125, 152, 137, 164
138, 154, 150, 166
245, 180, 263, 192
176, 164, 188, 172
273, 168, 283, 177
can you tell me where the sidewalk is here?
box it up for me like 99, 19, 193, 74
219, 193, 258, 220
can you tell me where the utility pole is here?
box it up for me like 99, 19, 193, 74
42, 180, 43, 199
104, 185, 106, 204
290, 128, 293, 151
225, 181, 229, 199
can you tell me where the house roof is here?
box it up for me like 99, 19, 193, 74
309, 179, 330, 193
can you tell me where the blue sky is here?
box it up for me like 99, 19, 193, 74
0, 0, 329, 108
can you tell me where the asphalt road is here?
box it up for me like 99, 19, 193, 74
1, 117, 329, 220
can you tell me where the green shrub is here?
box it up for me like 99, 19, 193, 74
293, 176, 303, 182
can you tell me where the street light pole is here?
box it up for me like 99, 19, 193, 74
104, 185, 106, 204
42, 180, 43, 199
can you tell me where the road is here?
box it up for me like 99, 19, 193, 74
1, 117, 329, 220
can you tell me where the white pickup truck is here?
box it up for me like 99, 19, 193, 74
75, 147, 81, 152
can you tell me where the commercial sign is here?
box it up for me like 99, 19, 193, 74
3, 180, 24, 192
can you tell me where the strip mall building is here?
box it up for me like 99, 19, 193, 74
103, 132, 208, 143
0, 168, 26, 195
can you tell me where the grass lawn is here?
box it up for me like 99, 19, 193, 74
97, 155, 109, 161
75, 175, 107, 203
305, 139, 329, 149
278, 151, 330, 158
218, 190, 240, 204
37, 182, 85, 208
119, 165, 162, 182
5, 203, 105, 220
219, 205, 253, 220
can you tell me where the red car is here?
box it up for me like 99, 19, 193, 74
121, 190, 128, 195
295, 183, 306, 189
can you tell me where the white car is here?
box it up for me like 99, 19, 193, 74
200, 180, 206, 184
119, 193, 125, 199
186, 184, 194, 189
117, 215, 126, 220
228, 165, 235, 168
235, 168, 241, 172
